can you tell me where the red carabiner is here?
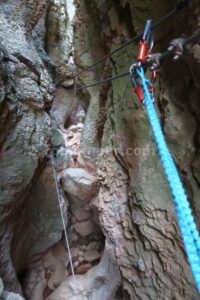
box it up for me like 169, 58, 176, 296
134, 86, 145, 102
138, 40, 149, 64
131, 20, 157, 103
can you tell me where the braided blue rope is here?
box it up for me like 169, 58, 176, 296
137, 67, 200, 292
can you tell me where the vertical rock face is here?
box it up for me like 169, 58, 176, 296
46, 0, 76, 89
0, 0, 200, 300
72, 0, 200, 299
0, 0, 55, 294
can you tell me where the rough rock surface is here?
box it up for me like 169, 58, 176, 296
0, 0, 200, 300
61, 168, 98, 201
72, 0, 200, 299
46, 0, 75, 87
0, 0, 54, 294
46, 249, 121, 300
12, 164, 65, 264
1, 291, 25, 300
22, 241, 69, 300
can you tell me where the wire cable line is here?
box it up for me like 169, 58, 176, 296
73, 0, 193, 79
67, 71, 130, 92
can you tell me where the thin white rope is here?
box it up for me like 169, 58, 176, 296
50, 154, 79, 297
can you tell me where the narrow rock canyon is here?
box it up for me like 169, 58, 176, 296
0, 0, 200, 300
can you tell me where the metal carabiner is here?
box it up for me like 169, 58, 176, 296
130, 63, 144, 102
138, 20, 154, 66
130, 19, 156, 103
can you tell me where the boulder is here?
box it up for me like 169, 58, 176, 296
67, 123, 84, 133
61, 79, 75, 88
72, 206, 90, 222
50, 87, 77, 130
83, 250, 101, 263
74, 220, 95, 237
61, 168, 98, 202
46, 249, 121, 300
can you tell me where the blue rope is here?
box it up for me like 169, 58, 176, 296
137, 67, 200, 292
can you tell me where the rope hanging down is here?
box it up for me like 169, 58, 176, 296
137, 67, 200, 292
50, 155, 80, 298
73, 0, 193, 79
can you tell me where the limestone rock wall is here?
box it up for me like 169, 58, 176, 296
0, 0, 55, 295
73, 0, 200, 299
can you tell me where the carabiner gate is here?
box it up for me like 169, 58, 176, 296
130, 19, 156, 103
